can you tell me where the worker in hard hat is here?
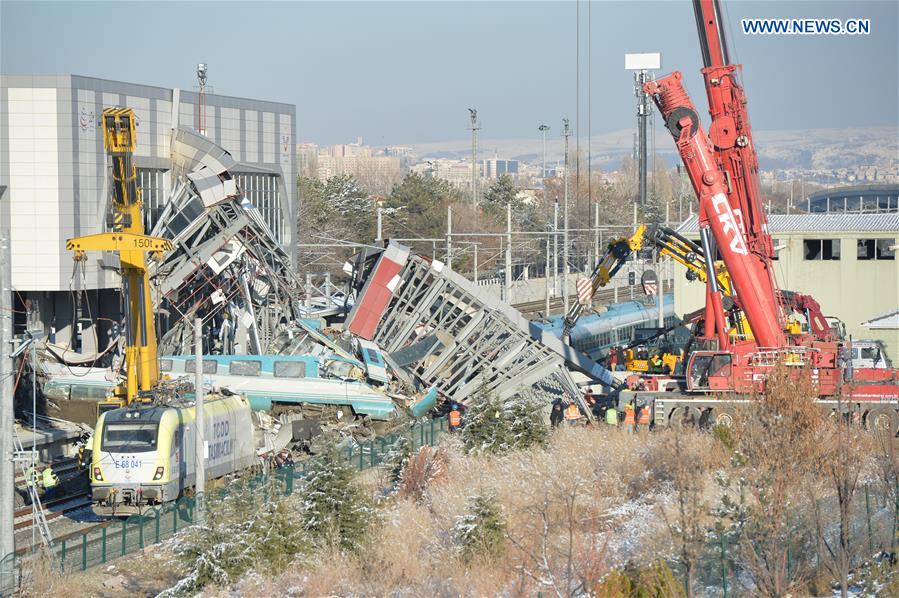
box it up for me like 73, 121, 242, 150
448, 404, 462, 431
41, 465, 60, 500
623, 403, 636, 434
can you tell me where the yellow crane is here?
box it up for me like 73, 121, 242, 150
66, 108, 172, 413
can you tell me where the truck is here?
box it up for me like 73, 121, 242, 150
619, 0, 899, 435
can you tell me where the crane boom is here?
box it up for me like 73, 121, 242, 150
66, 108, 172, 407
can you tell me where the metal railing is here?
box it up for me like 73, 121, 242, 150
1, 416, 449, 595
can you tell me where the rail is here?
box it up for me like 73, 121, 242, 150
0, 416, 449, 595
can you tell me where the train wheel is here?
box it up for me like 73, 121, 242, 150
669, 406, 701, 428
864, 408, 897, 435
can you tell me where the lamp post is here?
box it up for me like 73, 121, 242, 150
538, 124, 549, 183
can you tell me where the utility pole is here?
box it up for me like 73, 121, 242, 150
194, 318, 205, 518
625, 53, 661, 209
0, 189, 14, 575
505, 203, 512, 303
562, 118, 571, 315
446, 205, 452, 270
538, 124, 549, 184
468, 109, 480, 211
375, 206, 382, 242
553, 202, 559, 301
545, 229, 551, 316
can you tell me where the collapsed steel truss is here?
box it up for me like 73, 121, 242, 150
353, 247, 592, 409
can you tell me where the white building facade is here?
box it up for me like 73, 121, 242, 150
0, 74, 296, 349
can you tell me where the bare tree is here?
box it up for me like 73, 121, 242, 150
718, 365, 828, 596
654, 428, 714, 597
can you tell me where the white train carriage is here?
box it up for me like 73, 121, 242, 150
90, 394, 259, 516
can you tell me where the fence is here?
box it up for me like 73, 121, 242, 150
1, 416, 449, 595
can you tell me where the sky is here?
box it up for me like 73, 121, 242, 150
2, 1, 897, 147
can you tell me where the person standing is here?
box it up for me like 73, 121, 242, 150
636, 402, 652, 431
41, 465, 59, 501
623, 403, 636, 434
605, 403, 619, 427
448, 404, 462, 432
550, 397, 564, 428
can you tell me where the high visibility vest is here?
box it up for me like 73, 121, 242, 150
605, 408, 618, 426
449, 410, 461, 427
623, 406, 636, 425
42, 468, 58, 489
25, 466, 36, 488
637, 405, 652, 425
564, 404, 581, 420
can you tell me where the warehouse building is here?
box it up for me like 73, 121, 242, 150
0, 74, 297, 350
674, 213, 899, 357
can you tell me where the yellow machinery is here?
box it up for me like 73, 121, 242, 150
562, 224, 646, 339
66, 108, 172, 413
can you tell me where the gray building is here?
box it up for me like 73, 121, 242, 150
0, 74, 296, 349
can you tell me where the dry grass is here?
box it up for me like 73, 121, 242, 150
31, 410, 895, 596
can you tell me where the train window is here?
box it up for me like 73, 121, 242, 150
102, 422, 159, 453
229, 360, 261, 376
184, 360, 218, 374
43, 383, 70, 401
159, 359, 173, 372
365, 348, 383, 365
274, 361, 306, 378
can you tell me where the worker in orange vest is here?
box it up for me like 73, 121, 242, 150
564, 402, 582, 424
623, 403, 636, 434
448, 405, 462, 431
636, 402, 652, 431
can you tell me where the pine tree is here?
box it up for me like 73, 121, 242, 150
453, 494, 507, 562
300, 448, 373, 552
461, 391, 548, 455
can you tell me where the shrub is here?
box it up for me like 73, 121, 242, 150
162, 475, 307, 596
300, 448, 374, 552
461, 391, 548, 455
397, 445, 448, 503
595, 561, 686, 597
452, 494, 507, 562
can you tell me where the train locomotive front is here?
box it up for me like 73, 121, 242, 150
89, 395, 258, 516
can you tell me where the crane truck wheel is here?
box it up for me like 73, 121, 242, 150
864, 408, 897, 435
669, 406, 701, 428
708, 406, 737, 429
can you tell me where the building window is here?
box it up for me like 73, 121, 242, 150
803, 239, 841, 261
857, 238, 896, 261
233, 172, 283, 243
137, 168, 167, 233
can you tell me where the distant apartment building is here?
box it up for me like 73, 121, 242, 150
307, 139, 403, 185
297, 142, 319, 178
482, 158, 518, 179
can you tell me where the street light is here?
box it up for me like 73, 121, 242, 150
538, 124, 550, 183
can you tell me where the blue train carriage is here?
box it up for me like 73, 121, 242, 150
89, 394, 258, 516
535, 296, 678, 361
160, 354, 397, 421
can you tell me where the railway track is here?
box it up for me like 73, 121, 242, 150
13, 492, 92, 531
14, 457, 80, 488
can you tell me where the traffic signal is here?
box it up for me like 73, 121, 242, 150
628, 271, 636, 286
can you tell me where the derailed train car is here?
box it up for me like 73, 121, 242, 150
89, 394, 259, 516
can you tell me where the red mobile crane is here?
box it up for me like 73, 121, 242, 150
632, 0, 899, 430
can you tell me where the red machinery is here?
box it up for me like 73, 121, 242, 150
645, 0, 898, 401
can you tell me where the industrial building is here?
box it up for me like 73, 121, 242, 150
0, 74, 296, 351
674, 213, 899, 355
